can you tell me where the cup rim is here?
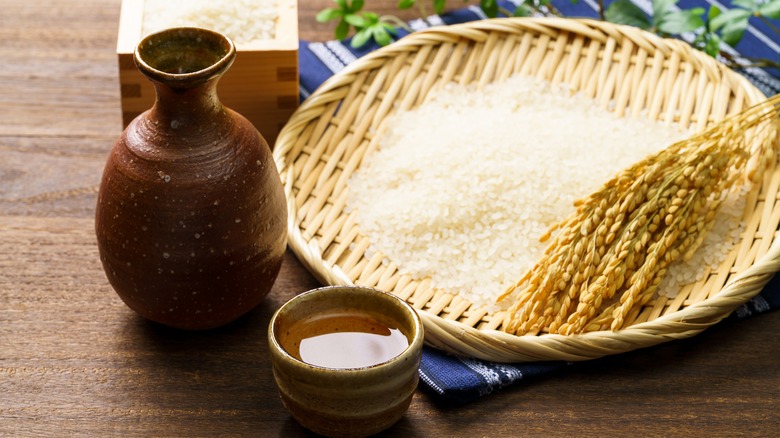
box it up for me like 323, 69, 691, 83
268, 285, 424, 371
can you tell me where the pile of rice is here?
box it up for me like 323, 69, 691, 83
346, 75, 747, 306
142, 0, 279, 44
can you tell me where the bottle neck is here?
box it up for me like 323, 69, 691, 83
149, 78, 227, 129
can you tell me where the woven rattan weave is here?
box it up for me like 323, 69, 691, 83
273, 18, 780, 362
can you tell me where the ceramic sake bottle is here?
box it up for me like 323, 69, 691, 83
95, 27, 287, 330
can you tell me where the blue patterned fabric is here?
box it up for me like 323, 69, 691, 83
300, 0, 780, 99
297, 1, 780, 404
419, 274, 780, 404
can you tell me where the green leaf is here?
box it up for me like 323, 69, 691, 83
605, 0, 652, 29
344, 13, 367, 28
703, 5, 721, 33
711, 9, 752, 45
372, 26, 394, 46
397, 0, 416, 9
381, 22, 399, 35
710, 9, 751, 31
759, 0, 780, 18
481, 0, 499, 17
335, 0, 348, 10
362, 11, 379, 21
707, 5, 721, 22
316, 8, 343, 23
731, 0, 760, 11
721, 21, 749, 47
335, 19, 351, 40
351, 0, 365, 13
703, 33, 722, 57
694, 27, 722, 57
652, 0, 677, 25
657, 8, 705, 35
351, 28, 373, 48
513, 3, 534, 16
434, 0, 447, 14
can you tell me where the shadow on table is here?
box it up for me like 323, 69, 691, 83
105, 300, 297, 434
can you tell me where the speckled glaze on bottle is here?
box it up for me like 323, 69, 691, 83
95, 27, 287, 330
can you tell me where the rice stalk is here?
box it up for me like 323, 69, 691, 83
500, 94, 780, 336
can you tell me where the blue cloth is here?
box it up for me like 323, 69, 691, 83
299, 0, 780, 99
297, 1, 780, 404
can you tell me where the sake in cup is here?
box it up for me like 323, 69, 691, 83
268, 285, 424, 437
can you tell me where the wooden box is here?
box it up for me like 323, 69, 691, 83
116, 0, 299, 145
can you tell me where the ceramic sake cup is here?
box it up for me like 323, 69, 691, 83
268, 286, 424, 438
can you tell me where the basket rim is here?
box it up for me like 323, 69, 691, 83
273, 17, 778, 363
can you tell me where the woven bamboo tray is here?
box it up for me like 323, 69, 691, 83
273, 17, 780, 363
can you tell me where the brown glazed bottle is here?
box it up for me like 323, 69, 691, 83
95, 27, 287, 330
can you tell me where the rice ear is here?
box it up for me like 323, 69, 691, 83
501, 94, 780, 336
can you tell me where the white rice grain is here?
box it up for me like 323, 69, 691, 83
346, 76, 745, 305
143, 0, 279, 44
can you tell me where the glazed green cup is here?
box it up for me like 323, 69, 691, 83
268, 286, 424, 438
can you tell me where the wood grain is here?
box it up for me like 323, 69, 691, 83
1, 0, 779, 436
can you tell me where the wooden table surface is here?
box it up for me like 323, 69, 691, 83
2, 0, 779, 436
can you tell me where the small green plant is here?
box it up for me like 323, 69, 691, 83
316, 0, 780, 72
711, 0, 780, 46
315, 0, 400, 44
397, 0, 499, 18
604, 0, 705, 35
605, 0, 780, 69
316, 0, 506, 47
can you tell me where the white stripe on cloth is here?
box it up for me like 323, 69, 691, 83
325, 40, 358, 65
418, 368, 446, 395
468, 4, 489, 20
427, 14, 446, 27
408, 18, 429, 31
582, 0, 602, 12
307, 42, 347, 73
734, 295, 771, 318
754, 295, 772, 313
459, 357, 523, 397
408, 15, 446, 31
299, 84, 310, 100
